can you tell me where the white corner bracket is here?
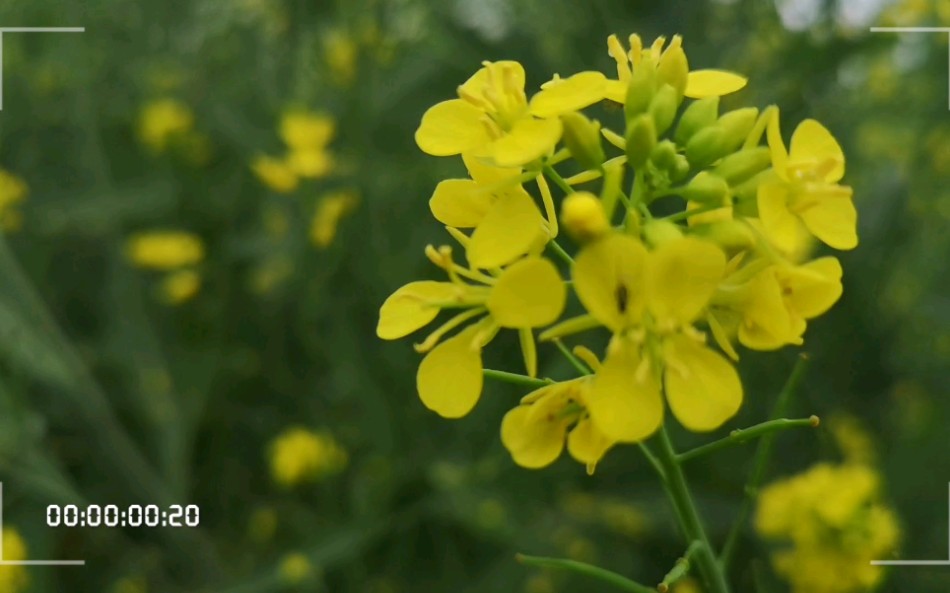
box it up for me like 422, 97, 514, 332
0, 482, 85, 566
0, 27, 85, 111
870, 482, 950, 567
869, 27, 950, 111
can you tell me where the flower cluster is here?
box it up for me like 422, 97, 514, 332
138, 98, 212, 165
269, 427, 348, 487
251, 110, 338, 194
378, 33, 857, 472
754, 463, 899, 593
124, 230, 205, 304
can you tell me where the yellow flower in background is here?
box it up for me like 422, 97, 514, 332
160, 269, 201, 304
377, 247, 566, 418
569, 234, 741, 438
278, 552, 317, 584
138, 98, 194, 153
755, 463, 900, 593
279, 111, 335, 152
828, 414, 876, 465
759, 113, 857, 251
311, 190, 358, 248
125, 231, 205, 270
112, 575, 147, 593
500, 378, 614, 473
247, 507, 278, 543
269, 427, 348, 486
0, 528, 28, 592
251, 155, 300, 193
0, 169, 28, 232
324, 29, 358, 87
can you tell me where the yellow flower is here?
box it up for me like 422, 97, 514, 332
324, 30, 358, 87
138, 98, 194, 153
416, 61, 581, 167
112, 575, 147, 593
125, 231, 204, 270
755, 463, 900, 593
278, 552, 317, 584
758, 113, 857, 251
570, 234, 741, 438
311, 190, 358, 248
0, 169, 28, 232
0, 528, 28, 592
269, 427, 348, 486
159, 269, 201, 304
500, 378, 615, 473
603, 34, 747, 104
429, 154, 549, 268
279, 111, 335, 152
377, 247, 566, 418
251, 155, 299, 193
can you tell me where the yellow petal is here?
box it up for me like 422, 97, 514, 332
528, 72, 608, 118
429, 179, 493, 228
684, 70, 748, 98
487, 257, 566, 328
586, 343, 664, 442
789, 119, 845, 182
736, 270, 798, 351
572, 234, 648, 332
603, 80, 628, 104
566, 417, 614, 470
663, 335, 742, 432
647, 237, 726, 326
462, 152, 520, 186
460, 60, 526, 99
796, 187, 858, 250
766, 109, 789, 180
778, 257, 843, 319
416, 326, 483, 418
377, 281, 458, 340
415, 99, 491, 157
519, 327, 538, 377
758, 181, 806, 253
467, 190, 545, 269
490, 118, 562, 167
500, 404, 567, 469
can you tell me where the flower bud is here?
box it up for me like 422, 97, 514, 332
713, 147, 772, 185
600, 159, 625, 221
670, 154, 690, 182
685, 126, 727, 169
650, 139, 679, 172
732, 169, 773, 216
717, 107, 759, 154
648, 84, 679, 137
625, 113, 657, 169
560, 112, 605, 171
674, 97, 719, 146
691, 220, 754, 252
624, 64, 656, 122
642, 219, 684, 247
682, 171, 730, 204
561, 191, 610, 242
656, 36, 688, 101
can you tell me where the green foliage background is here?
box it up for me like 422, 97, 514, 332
0, 0, 947, 591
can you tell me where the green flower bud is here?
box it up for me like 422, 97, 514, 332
732, 169, 773, 217
624, 206, 641, 236
560, 112, 605, 172
690, 220, 754, 252
682, 171, 730, 204
656, 37, 688, 101
717, 107, 759, 154
648, 84, 680, 137
600, 159, 625, 221
685, 126, 726, 169
670, 154, 690, 182
625, 113, 657, 169
624, 64, 656, 122
650, 139, 679, 172
674, 97, 719, 146
642, 219, 684, 247
712, 147, 772, 185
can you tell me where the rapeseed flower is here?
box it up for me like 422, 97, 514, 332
252, 109, 337, 192
138, 98, 194, 153
125, 231, 204, 270
0, 528, 28, 592
0, 169, 27, 232
310, 190, 358, 248
269, 427, 348, 486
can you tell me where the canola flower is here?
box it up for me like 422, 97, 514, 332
378, 31, 860, 593
0, 169, 28, 232
125, 230, 205, 305
252, 109, 337, 193
311, 190, 359, 248
269, 427, 348, 486
0, 528, 28, 592
138, 98, 211, 164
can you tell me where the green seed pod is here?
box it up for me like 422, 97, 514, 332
625, 113, 657, 169
560, 112, 606, 172
713, 146, 772, 185
682, 171, 730, 204
674, 96, 719, 146
685, 126, 727, 169
642, 218, 684, 248
717, 107, 759, 154
648, 84, 680, 137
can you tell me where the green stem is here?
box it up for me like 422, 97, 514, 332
542, 164, 574, 195
546, 239, 575, 266
654, 427, 732, 593
516, 554, 655, 593
677, 416, 820, 464
719, 354, 811, 572
658, 540, 704, 592
661, 202, 723, 223
482, 368, 552, 389
552, 339, 591, 375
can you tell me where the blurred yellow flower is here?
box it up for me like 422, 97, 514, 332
828, 414, 876, 465
0, 528, 28, 592
311, 190, 358, 248
125, 231, 205, 270
138, 98, 194, 153
269, 427, 348, 486
112, 575, 147, 593
0, 169, 27, 232
755, 463, 900, 593
279, 111, 335, 152
324, 30, 358, 87
251, 155, 299, 194
247, 507, 278, 543
160, 269, 201, 304
278, 552, 317, 584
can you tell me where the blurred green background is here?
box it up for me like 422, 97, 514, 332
0, 0, 947, 591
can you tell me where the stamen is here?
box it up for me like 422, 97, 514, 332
649, 36, 666, 62
628, 34, 643, 68
413, 308, 487, 353
536, 174, 559, 239
457, 85, 489, 111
